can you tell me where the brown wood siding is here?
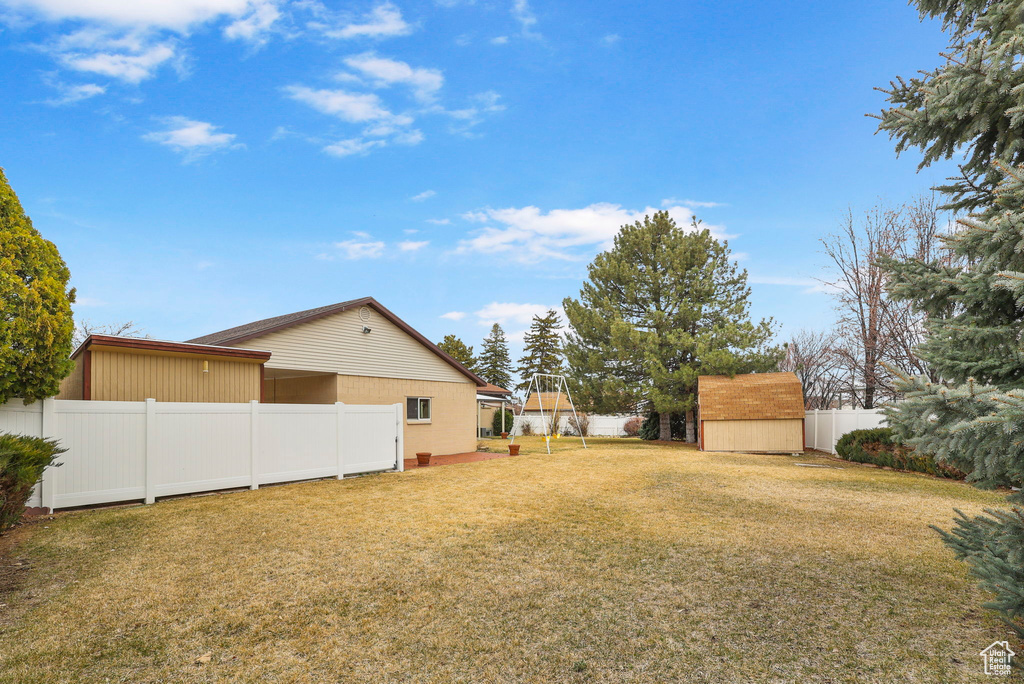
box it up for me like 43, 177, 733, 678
701, 419, 804, 453
56, 356, 85, 400
89, 349, 262, 402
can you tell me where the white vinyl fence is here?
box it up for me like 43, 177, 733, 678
0, 398, 404, 511
513, 414, 640, 437
805, 408, 887, 454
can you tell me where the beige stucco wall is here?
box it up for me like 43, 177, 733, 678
87, 348, 263, 403
702, 418, 804, 453
264, 374, 338, 404
336, 374, 476, 458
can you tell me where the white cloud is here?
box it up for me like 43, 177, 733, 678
223, 0, 280, 43
398, 240, 429, 251
410, 189, 436, 201
661, 197, 723, 208
747, 275, 831, 294
3, 0, 264, 31
440, 311, 466, 320
601, 33, 620, 45
456, 202, 724, 262
426, 218, 450, 225
343, 53, 443, 102
474, 301, 557, 326
511, 0, 539, 38
323, 137, 386, 157
284, 85, 405, 123
143, 116, 239, 156
490, 35, 508, 45
46, 82, 106, 105
60, 41, 177, 83
435, 90, 505, 132
333, 238, 385, 259
321, 3, 411, 39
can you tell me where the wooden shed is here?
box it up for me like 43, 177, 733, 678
697, 372, 805, 453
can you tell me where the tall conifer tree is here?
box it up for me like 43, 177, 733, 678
516, 310, 564, 393
478, 323, 514, 390
0, 168, 75, 403
876, 0, 1024, 636
437, 334, 478, 373
563, 211, 779, 441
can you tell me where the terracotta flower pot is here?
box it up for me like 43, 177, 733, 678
508, 444, 521, 456
500, 432, 509, 439
416, 452, 432, 467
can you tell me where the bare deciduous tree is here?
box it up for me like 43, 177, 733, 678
820, 195, 950, 407
779, 329, 845, 409
72, 320, 148, 348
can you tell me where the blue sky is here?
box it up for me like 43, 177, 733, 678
0, 0, 956, 365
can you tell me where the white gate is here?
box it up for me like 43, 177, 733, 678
2, 398, 403, 511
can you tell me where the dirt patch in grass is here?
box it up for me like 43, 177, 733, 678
0, 436, 1018, 683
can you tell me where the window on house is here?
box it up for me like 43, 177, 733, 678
407, 397, 432, 422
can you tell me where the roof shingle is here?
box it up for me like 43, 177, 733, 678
698, 372, 804, 421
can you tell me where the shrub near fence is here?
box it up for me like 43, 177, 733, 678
834, 428, 965, 479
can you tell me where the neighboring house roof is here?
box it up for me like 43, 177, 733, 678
186, 297, 486, 386
478, 382, 512, 397
522, 391, 573, 412
698, 372, 805, 421
72, 334, 272, 362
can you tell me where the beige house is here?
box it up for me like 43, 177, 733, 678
187, 298, 486, 458
697, 372, 805, 453
60, 298, 489, 459
57, 335, 270, 403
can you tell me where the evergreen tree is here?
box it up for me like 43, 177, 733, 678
0, 168, 75, 404
437, 334, 478, 373
563, 211, 780, 442
876, 0, 1024, 637
872, 0, 1024, 211
478, 323, 514, 390
516, 310, 564, 393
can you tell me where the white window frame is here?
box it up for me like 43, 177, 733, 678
407, 396, 432, 424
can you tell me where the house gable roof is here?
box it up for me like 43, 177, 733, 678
698, 372, 805, 421
187, 297, 486, 386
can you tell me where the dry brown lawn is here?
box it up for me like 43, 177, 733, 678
0, 437, 1017, 683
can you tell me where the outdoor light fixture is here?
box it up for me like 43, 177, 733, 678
362, 326, 372, 334
202, 360, 209, 373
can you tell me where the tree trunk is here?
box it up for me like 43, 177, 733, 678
659, 412, 671, 441
685, 410, 696, 443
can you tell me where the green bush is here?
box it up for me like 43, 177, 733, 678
0, 433, 66, 533
834, 428, 964, 479
491, 408, 515, 435
638, 412, 685, 440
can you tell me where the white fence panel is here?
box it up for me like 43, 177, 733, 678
514, 413, 640, 437
805, 408, 887, 454
53, 401, 147, 508
342, 404, 400, 475
152, 403, 253, 498
256, 403, 339, 485
0, 397, 404, 512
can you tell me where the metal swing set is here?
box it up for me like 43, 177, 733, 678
510, 373, 588, 454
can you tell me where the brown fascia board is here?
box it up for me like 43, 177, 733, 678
194, 297, 488, 387
72, 335, 272, 362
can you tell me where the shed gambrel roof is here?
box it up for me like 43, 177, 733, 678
698, 372, 804, 421
187, 297, 487, 386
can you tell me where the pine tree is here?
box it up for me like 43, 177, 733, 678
516, 310, 564, 393
872, 0, 1024, 211
478, 323, 514, 390
876, 0, 1024, 637
437, 334, 478, 373
0, 168, 75, 404
563, 211, 780, 442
